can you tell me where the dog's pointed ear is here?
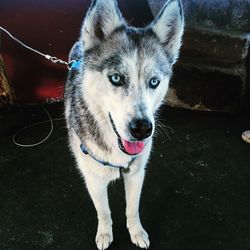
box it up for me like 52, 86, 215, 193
150, 0, 184, 64
81, 0, 126, 50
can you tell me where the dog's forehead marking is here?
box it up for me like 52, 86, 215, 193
120, 47, 171, 90
85, 27, 172, 90
114, 28, 172, 76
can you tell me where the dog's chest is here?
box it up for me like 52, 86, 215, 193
69, 131, 122, 181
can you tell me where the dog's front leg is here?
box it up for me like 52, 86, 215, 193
124, 169, 150, 249
84, 175, 113, 250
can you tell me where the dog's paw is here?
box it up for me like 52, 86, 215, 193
96, 233, 113, 250
128, 224, 150, 249
95, 224, 113, 250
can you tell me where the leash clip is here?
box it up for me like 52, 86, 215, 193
45, 55, 68, 66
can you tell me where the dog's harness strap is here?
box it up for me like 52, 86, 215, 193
80, 143, 135, 169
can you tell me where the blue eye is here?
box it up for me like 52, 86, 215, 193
108, 74, 124, 86
149, 77, 160, 89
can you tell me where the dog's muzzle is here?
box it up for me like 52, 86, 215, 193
108, 113, 145, 155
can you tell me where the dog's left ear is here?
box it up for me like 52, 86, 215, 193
82, 0, 126, 50
150, 0, 184, 64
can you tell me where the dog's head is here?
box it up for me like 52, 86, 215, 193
81, 0, 184, 155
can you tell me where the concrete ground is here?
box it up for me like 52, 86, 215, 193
0, 103, 250, 250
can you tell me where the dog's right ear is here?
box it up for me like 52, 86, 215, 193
81, 0, 126, 50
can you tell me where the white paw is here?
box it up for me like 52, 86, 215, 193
95, 224, 113, 250
128, 224, 150, 249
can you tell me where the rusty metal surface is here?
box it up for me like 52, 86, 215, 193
0, 55, 15, 106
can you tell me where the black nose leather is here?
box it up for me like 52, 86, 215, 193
129, 119, 153, 140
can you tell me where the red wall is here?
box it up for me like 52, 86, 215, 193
0, 0, 153, 103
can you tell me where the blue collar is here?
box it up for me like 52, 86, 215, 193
68, 60, 81, 70
80, 144, 136, 169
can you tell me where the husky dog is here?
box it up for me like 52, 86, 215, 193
64, 0, 184, 249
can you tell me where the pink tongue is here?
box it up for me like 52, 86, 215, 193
122, 140, 145, 155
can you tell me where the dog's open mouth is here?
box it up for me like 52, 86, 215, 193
109, 113, 145, 155
121, 139, 145, 155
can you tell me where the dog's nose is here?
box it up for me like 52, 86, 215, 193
129, 119, 153, 140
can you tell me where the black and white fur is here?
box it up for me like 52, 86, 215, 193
64, 0, 184, 249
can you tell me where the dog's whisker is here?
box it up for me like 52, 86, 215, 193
156, 120, 175, 133
157, 119, 173, 127
155, 122, 171, 140
154, 127, 164, 137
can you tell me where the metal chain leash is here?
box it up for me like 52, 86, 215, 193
0, 26, 69, 67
